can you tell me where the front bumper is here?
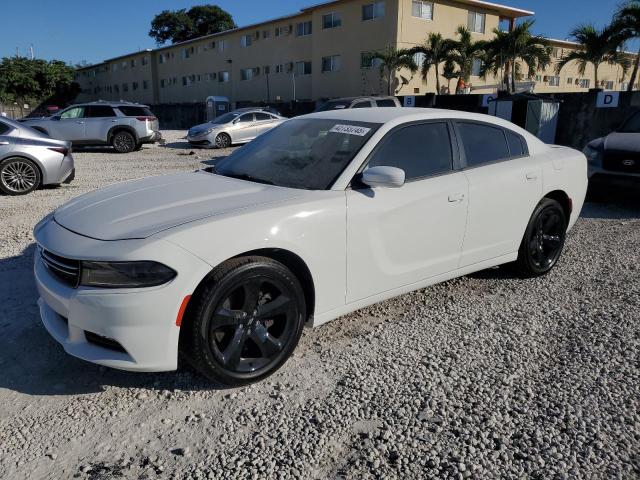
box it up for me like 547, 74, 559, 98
33, 218, 212, 372
187, 131, 216, 148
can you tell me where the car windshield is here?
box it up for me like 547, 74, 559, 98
618, 112, 640, 133
214, 118, 380, 190
211, 112, 240, 125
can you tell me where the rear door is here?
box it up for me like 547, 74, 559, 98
232, 113, 257, 143
254, 112, 278, 136
455, 121, 541, 266
346, 121, 469, 302
84, 105, 118, 142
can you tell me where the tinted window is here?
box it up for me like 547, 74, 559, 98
366, 122, 453, 180
255, 112, 272, 121
505, 130, 525, 156
117, 106, 154, 117
215, 119, 380, 190
238, 113, 254, 123
376, 99, 397, 107
619, 112, 640, 133
457, 122, 509, 167
86, 106, 116, 118
0, 121, 10, 135
352, 101, 371, 109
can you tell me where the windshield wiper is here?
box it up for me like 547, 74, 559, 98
218, 171, 274, 186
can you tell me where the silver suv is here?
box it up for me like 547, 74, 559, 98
20, 101, 161, 153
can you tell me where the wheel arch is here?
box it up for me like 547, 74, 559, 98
0, 154, 45, 184
543, 189, 572, 224
108, 125, 139, 143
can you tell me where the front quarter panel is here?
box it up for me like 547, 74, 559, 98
158, 190, 347, 322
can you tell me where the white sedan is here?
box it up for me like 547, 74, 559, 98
34, 109, 587, 386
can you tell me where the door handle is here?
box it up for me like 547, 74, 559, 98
75, 121, 84, 124
526, 171, 538, 180
0, 141, 9, 145
448, 193, 465, 203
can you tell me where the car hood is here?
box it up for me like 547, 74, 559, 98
53, 171, 302, 241
188, 122, 223, 136
603, 132, 640, 154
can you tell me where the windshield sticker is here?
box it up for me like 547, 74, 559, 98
329, 124, 371, 136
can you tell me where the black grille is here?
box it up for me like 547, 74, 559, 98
602, 151, 640, 174
40, 248, 80, 288
189, 139, 210, 146
84, 331, 127, 353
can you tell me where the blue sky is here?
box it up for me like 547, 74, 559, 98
0, 0, 630, 65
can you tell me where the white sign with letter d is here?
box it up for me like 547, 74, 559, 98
596, 91, 619, 108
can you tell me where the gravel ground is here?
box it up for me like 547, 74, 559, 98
0, 133, 639, 479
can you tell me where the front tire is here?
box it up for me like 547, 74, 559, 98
111, 131, 136, 153
0, 157, 41, 195
183, 256, 306, 386
514, 198, 567, 277
214, 133, 231, 149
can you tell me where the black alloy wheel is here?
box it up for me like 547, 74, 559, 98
112, 131, 136, 153
184, 256, 305, 386
214, 133, 231, 149
515, 198, 567, 277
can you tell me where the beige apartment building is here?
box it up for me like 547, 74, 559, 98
75, 0, 633, 106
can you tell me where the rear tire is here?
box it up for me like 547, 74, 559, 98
0, 157, 41, 195
111, 131, 136, 153
214, 133, 231, 149
183, 256, 306, 386
513, 198, 567, 277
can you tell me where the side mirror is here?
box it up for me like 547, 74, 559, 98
361, 166, 405, 188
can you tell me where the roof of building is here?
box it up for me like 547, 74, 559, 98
76, 0, 535, 71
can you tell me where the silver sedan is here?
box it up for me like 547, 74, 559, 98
0, 116, 74, 195
187, 109, 286, 148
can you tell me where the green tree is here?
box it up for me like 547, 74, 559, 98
370, 46, 418, 96
149, 5, 236, 45
483, 20, 552, 93
613, 1, 640, 91
441, 59, 458, 94
410, 33, 455, 94
447, 26, 486, 92
556, 24, 627, 88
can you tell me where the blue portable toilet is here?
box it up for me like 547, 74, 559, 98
206, 96, 230, 121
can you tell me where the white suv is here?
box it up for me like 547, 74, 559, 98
21, 102, 161, 153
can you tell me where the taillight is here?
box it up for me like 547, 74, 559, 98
48, 146, 68, 156
136, 116, 157, 122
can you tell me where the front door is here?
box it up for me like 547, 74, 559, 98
346, 121, 469, 303
54, 106, 86, 142
233, 113, 257, 143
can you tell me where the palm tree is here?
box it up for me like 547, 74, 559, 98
441, 59, 458, 94
409, 33, 455, 94
370, 46, 418, 95
446, 26, 486, 93
483, 20, 552, 93
613, 1, 640, 91
556, 24, 627, 89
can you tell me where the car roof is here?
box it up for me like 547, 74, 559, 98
74, 101, 151, 108
325, 96, 396, 103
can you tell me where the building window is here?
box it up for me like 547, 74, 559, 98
142, 57, 148, 66
567, 77, 573, 84
295, 61, 312, 75
241, 34, 252, 47
412, 1, 433, 20
264, 65, 271, 74
361, 52, 383, 69
158, 54, 165, 64
182, 47, 195, 59
112, 64, 118, 72
122, 83, 128, 92
467, 11, 486, 33
363, 1, 385, 21
296, 21, 312, 36
322, 12, 342, 29
275, 26, 284, 37
471, 58, 483, 76
622, 81, 630, 90
132, 81, 139, 91
219, 71, 229, 82
322, 55, 342, 72
263, 30, 271, 39
552, 47, 562, 58
130, 59, 136, 68
548, 76, 560, 86
122, 61, 127, 69
160, 79, 166, 88
218, 40, 227, 52
413, 52, 426, 69
605, 80, 614, 90
578, 78, 590, 89
275, 64, 284, 73
114, 84, 119, 93
241, 68, 254, 81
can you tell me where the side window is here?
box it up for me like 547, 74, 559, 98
238, 113, 255, 123
505, 130, 525, 157
457, 122, 510, 167
352, 101, 372, 109
365, 122, 453, 181
60, 107, 85, 119
86, 106, 116, 118
376, 99, 397, 107
254, 112, 272, 121
0, 121, 10, 135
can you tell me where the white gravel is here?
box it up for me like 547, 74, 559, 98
0, 133, 639, 479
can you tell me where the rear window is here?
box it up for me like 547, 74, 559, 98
376, 99, 397, 107
255, 112, 272, 121
505, 130, 525, 156
117, 106, 154, 117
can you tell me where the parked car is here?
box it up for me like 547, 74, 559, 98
34, 109, 587, 385
314, 96, 401, 112
584, 110, 640, 184
0, 116, 74, 195
187, 109, 286, 148
20, 101, 161, 153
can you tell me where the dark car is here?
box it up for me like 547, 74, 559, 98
585, 111, 640, 184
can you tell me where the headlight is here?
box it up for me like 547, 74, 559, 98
80, 261, 176, 288
582, 145, 602, 163
204, 127, 217, 135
